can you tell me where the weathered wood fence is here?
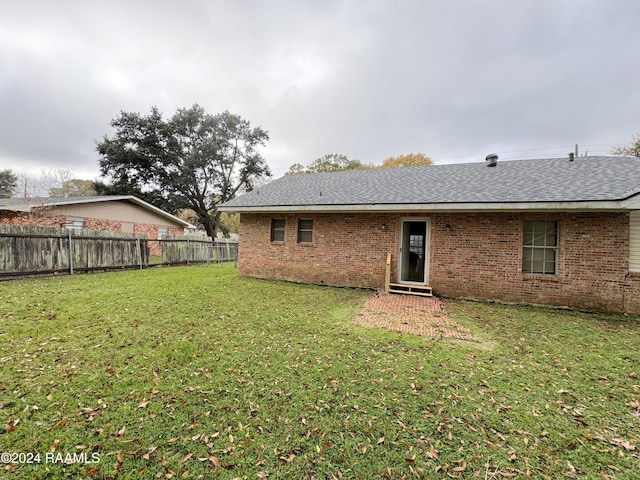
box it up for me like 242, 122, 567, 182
0, 225, 237, 278
160, 234, 238, 265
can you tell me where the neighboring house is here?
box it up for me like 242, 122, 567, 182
0, 195, 194, 255
219, 155, 640, 314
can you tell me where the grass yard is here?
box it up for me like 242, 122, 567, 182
0, 266, 639, 479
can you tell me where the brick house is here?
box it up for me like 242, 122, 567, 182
0, 195, 193, 255
219, 156, 640, 314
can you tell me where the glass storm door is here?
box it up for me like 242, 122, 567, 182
399, 219, 429, 284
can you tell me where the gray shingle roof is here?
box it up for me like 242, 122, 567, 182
0, 196, 116, 209
221, 156, 640, 211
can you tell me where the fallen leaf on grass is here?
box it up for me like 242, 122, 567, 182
53, 418, 68, 429
142, 446, 157, 460
279, 453, 295, 463
453, 461, 467, 472
612, 438, 636, 451
428, 444, 439, 459
4, 418, 19, 433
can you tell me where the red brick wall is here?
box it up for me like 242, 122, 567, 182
0, 211, 66, 228
238, 213, 398, 288
84, 218, 122, 231
429, 212, 630, 313
238, 211, 638, 313
133, 224, 185, 256
134, 223, 160, 255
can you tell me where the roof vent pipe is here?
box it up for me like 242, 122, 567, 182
485, 153, 498, 167
568, 152, 574, 162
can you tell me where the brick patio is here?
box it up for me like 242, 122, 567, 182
352, 292, 474, 341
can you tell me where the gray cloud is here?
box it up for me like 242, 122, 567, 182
1, 0, 638, 181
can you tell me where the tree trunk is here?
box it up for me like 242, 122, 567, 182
196, 209, 218, 242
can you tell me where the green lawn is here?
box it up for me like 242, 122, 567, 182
0, 266, 638, 479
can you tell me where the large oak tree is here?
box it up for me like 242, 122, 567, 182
96, 105, 270, 238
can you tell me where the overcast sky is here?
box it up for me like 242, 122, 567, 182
1, 0, 639, 183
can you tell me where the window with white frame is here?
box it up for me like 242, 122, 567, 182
522, 220, 558, 275
65, 219, 84, 231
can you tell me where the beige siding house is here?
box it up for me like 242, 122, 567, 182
631, 211, 640, 272
0, 196, 194, 254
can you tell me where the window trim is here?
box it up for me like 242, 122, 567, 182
297, 219, 313, 244
522, 220, 558, 275
631, 211, 640, 272
270, 218, 285, 242
65, 219, 84, 231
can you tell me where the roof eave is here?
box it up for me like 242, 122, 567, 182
219, 198, 639, 214
1, 196, 195, 229
124, 196, 195, 228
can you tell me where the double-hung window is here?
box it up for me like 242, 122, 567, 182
271, 219, 285, 242
297, 219, 313, 243
522, 220, 558, 275
65, 219, 84, 231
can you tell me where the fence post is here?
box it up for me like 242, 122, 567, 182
68, 229, 74, 275
136, 236, 142, 269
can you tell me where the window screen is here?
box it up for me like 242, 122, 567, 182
522, 220, 558, 275
297, 219, 313, 243
65, 219, 84, 231
271, 219, 285, 242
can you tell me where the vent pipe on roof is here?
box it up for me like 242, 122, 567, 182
568, 152, 574, 162
485, 153, 498, 167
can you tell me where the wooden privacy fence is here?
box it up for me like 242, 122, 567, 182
0, 225, 147, 276
160, 234, 238, 265
0, 225, 237, 278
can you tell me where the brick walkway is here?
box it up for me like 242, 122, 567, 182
352, 292, 474, 341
